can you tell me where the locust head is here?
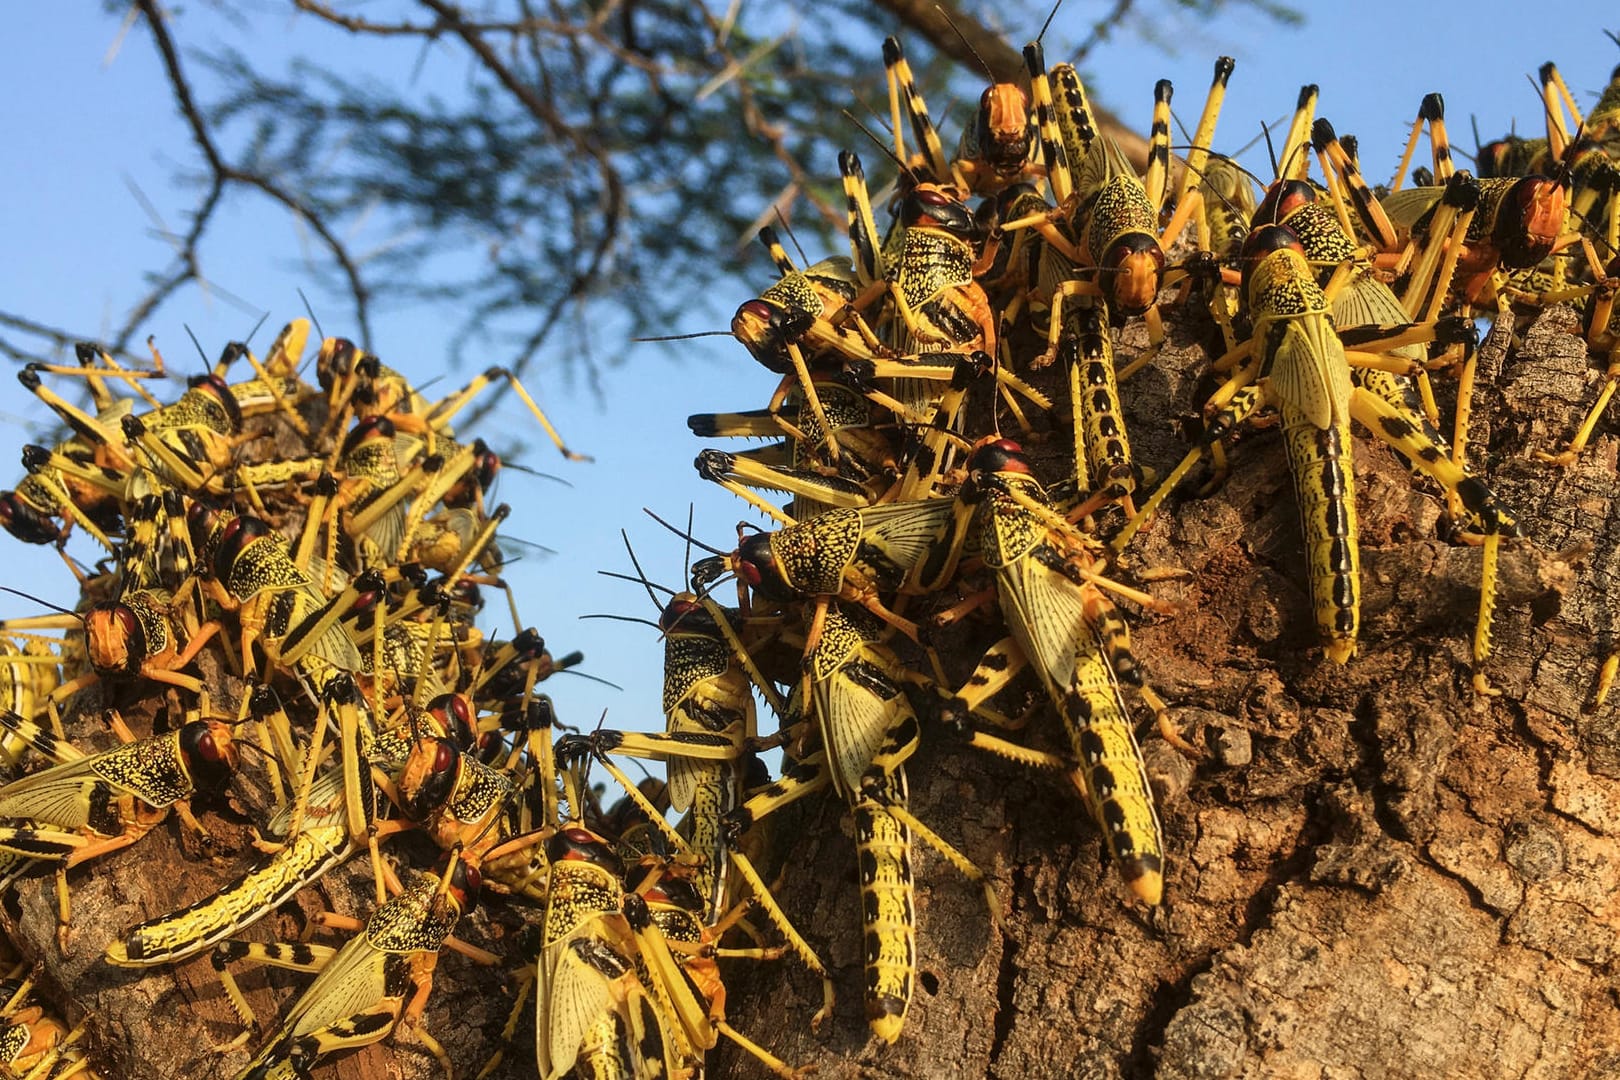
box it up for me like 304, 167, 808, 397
974, 83, 1034, 177
83, 602, 146, 675
1494, 175, 1568, 269
179, 719, 240, 794
1101, 234, 1166, 317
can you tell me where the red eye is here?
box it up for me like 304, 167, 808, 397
180, 721, 238, 790
967, 437, 1030, 475
660, 596, 700, 631
458, 862, 482, 903
735, 299, 774, 322
737, 559, 763, 587
1243, 224, 1305, 260
433, 739, 456, 774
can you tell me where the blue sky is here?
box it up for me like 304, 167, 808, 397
1, 4, 1615, 735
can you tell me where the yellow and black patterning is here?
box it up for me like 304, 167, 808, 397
222, 861, 475, 1080
0, 712, 238, 865
854, 768, 915, 1044
536, 827, 673, 1080
1240, 224, 1360, 662
960, 441, 1165, 904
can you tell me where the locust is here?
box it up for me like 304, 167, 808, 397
942, 439, 1174, 905
0, 708, 240, 939
722, 601, 993, 1042
623, 863, 805, 1078
315, 336, 588, 461
533, 823, 676, 1080
215, 856, 481, 1079
1124, 222, 1518, 686
691, 496, 969, 651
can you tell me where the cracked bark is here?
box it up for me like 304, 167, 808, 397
6, 302, 1618, 1079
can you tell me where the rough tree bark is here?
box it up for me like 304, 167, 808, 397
6, 302, 1617, 1079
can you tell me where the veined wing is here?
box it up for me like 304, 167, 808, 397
995, 547, 1090, 699
1266, 314, 1353, 430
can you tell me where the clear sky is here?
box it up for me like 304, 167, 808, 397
1, 4, 1615, 736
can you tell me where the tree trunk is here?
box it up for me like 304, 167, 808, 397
8, 304, 1617, 1079
711, 304, 1620, 1079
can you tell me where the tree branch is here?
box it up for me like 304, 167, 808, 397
125, 0, 373, 350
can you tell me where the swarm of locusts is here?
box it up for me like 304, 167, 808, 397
0, 23, 1617, 1080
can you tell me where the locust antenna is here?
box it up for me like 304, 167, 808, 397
580, 612, 663, 630
841, 109, 920, 182
1172, 153, 1252, 218
682, 505, 695, 590
242, 311, 270, 347
937, 5, 995, 81
774, 208, 811, 266
556, 669, 624, 692
500, 461, 571, 486
634, 331, 733, 343
619, 530, 665, 610
297, 288, 326, 341
183, 325, 209, 366
642, 508, 731, 557
1037, 0, 1066, 45
0, 587, 76, 617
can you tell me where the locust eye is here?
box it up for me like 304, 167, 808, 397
1256, 179, 1316, 225
659, 596, 707, 633
219, 515, 270, 549
435, 856, 483, 910
968, 438, 1030, 475
1103, 235, 1165, 273
649, 876, 704, 912
1243, 224, 1305, 260
402, 736, 460, 820
427, 694, 476, 746
180, 721, 238, 791
341, 416, 395, 457
734, 299, 774, 323
454, 862, 482, 908
547, 826, 620, 871
472, 440, 501, 491
326, 339, 358, 373
735, 534, 774, 589
0, 491, 58, 545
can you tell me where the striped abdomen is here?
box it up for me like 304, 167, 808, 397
855, 769, 915, 1044
1058, 637, 1165, 905
1282, 403, 1359, 664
